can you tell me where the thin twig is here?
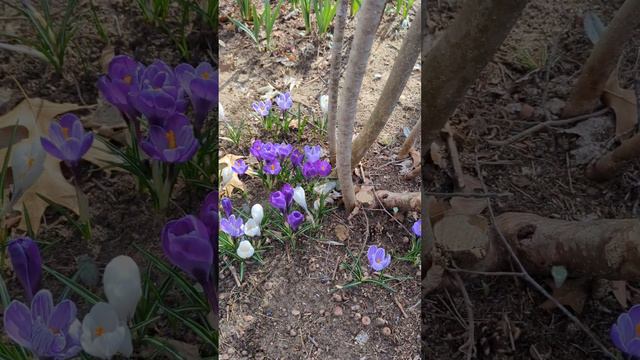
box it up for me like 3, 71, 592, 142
372, 185, 413, 237
453, 272, 475, 360
487, 107, 610, 146
444, 123, 465, 188
472, 153, 616, 359
424, 191, 512, 198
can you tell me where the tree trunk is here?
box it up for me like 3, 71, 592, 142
351, 9, 421, 167
420, 0, 528, 168
436, 212, 640, 280
336, 0, 385, 212
562, 0, 640, 118
327, 0, 348, 165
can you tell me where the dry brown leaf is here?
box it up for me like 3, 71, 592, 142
424, 264, 445, 294
604, 70, 638, 137
83, 98, 128, 143
433, 214, 490, 255
0, 99, 121, 231
335, 224, 349, 242
219, 153, 245, 195
541, 278, 589, 314
611, 280, 629, 308
355, 185, 375, 208
448, 175, 487, 215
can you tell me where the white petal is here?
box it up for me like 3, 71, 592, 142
10, 140, 45, 198
251, 204, 264, 224
313, 199, 320, 211
118, 326, 133, 357
244, 219, 261, 237
221, 167, 233, 186
319, 95, 329, 114
293, 186, 307, 211
219, 102, 226, 122
81, 302, 125, 359
236, 240, 255, 259
103, 255, 142, 321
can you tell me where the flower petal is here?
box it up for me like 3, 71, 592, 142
4, 300, 33, 348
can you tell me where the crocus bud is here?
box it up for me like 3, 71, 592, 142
251, 204, 264, 224
287, 211, 304, 231
7, 237, 42, 300
199, 191, 218, 238
412, 220, 422, 237
319, 95, 329, 114
237, 240, 255, 259
103, 255, 142, 322
221, 166, 233, 187
221, 197, 233, 217
293, 186, 307, 211
80, 302, 132, 359
162, 215, 213, 287
10, 140, 45, 201
269, 191, 287, 213
281, 183, 293, 205
244, 218, 261, 237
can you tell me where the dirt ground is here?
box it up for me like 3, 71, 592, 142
0, 1, 216, 357
424, 0, 640, 359
218, 2, 421, 359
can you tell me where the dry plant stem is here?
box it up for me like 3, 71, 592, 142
474, 157, 617, 359
563, 0, 640, 117
327, 0, 348, 164
425, 191, 511, 198
351, 8, 421, 167
487, 107, 610, 146
336, 0, 386, 212
398, 120, 420, 158
444, 123, 464, 188
452, 272, 475, 360
420, 0, 528, 165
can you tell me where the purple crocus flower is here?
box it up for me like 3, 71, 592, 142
275, 92, 292, 112
221, 197, 233, 217
287, 211, 304, 230
276, 143, 293, 159
302, 161, 317, 178
175, 62, 218, 131
129, 60, 187, 124
220, 215, 244, 238
162, 215, 213, 286
611, 305, 640, 358
281, 183, 294, 205
252, 99, 272, 117
3, 289, 82, 359
270, 191, 287, 213
199, 191, 218, 238
97, 55, 144, 123
290, 149, 303, 167
263, 159, 282, 175
7, 237, 41, 301
259, 142, 278, 162
304, 145, 322, 163
412, 220, 422, 237
141, 113, 199, 163
232, 159, 248, 175
250, 140, 264, 161
315, 160, 332, 177
40, 114, 94, 166
367, 245, 391, 272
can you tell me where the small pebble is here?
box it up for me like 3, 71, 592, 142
382, 327, 392, 336
362, 316, 371, 326
351, 304, 360, 311
354, 313, 362, 320
375, 318, 386, 327
332, 293, 343, 302
319, 309, 325, 316
355, 330, 369, 345
290, 329, 297, 336
291, 309, 300, 316
333, 306, 343, 317
243, 315, 255, 322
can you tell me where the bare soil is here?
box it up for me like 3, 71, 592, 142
218, 2, 421, 359
424, 0, 640, 358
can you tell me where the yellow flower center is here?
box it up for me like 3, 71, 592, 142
61, 127, 70, 139
95, 326, 105, 337
123, 75, 132, 85
27, 157, 34, 169
376, 258, 381, 263
201, 71, 210, 79
635, 324, 640, 336
165, 130, 177, 149
270, 164, 275, 171
49, 327, 60, 335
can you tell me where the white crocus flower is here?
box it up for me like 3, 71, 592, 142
251, 204, 264, 224
293, 186, 307, 211
237, 240, 255, 259
319, 95, 329, 114
314, 199, 321, 211
221, 166, 233, 187
103, 255, 142, 322
219, 102, 226, 122
313, 181, 336, 195
10, 140, 45, 201
244, 218, 261, 237
81, 302, 133, 359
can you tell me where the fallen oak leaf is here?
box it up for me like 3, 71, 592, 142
604, 70, 637, 137
219, 153, 245, 195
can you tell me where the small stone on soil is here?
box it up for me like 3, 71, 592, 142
333, 306, 344, 317
332, 293, 343, 302
375, 317, 386, 327
362, 316, 371, 326
354, 313, 361, 320
355, 330, 369, 345
291, 309, 300, 316
290, 329, 297, 336
243, 315, 254, 322
382, 327, 392, 336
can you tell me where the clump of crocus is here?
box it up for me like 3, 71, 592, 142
367, 245, 391, 272
7, 236, 41, 301
129, 60, 187, 125
412, 220, 421, 237
275, 92, 292, 113
175, 62, 218, 134
301, 145, 332, 179
611, 305, 640, 358
4, 289, 82, 359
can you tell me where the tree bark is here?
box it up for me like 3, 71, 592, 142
327, 0, 348, 165
437, 212, 640, 280
420, 0, 528, 170
562, 0, 640, 118
336, 0, 385, 212
351, 9, 421, 167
